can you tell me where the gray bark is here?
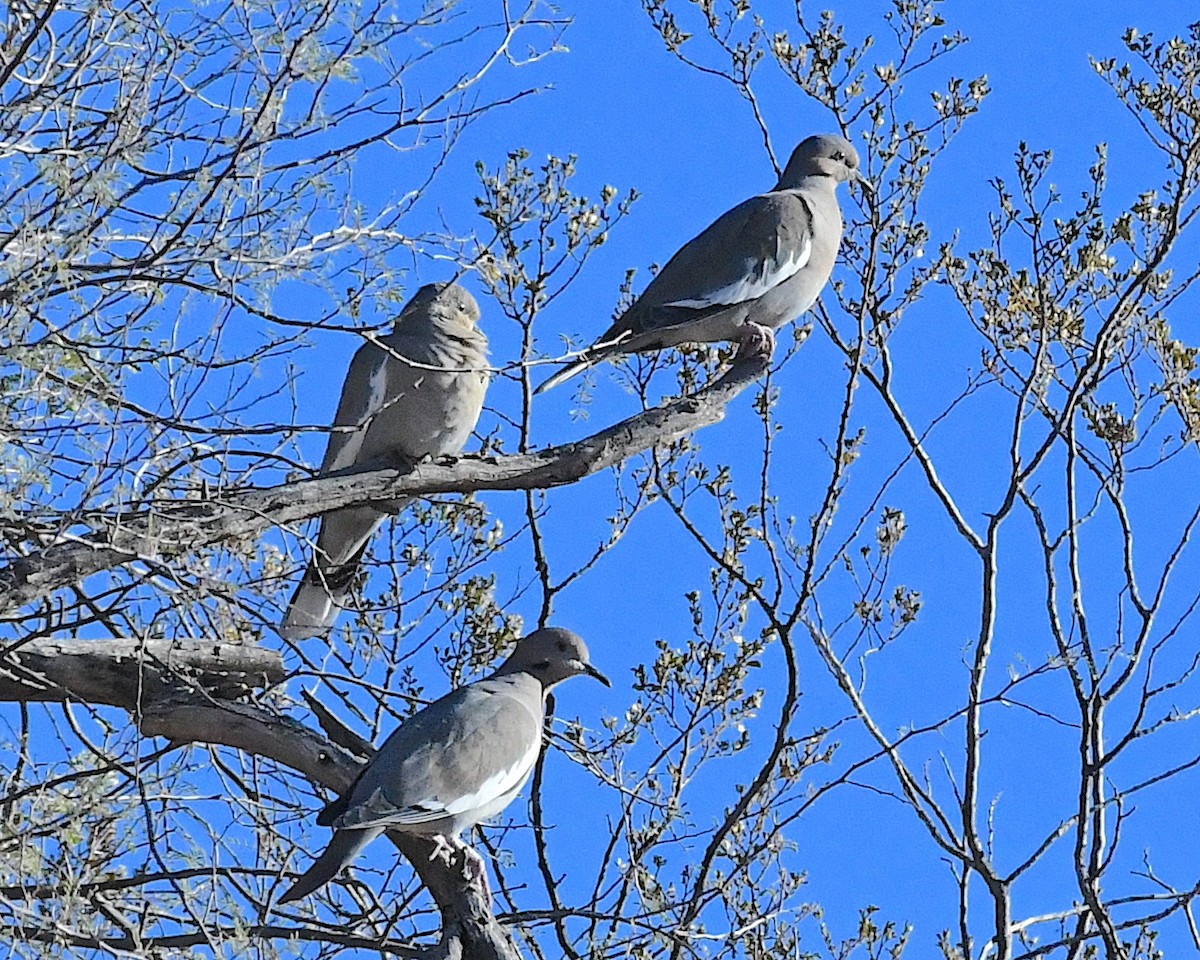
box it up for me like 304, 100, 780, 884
0, 355, 773, 958
0, 353, 769, 616
0, 638, 285, 706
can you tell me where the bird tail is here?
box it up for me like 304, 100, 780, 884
279, 572, 341, 641
276, 827, 382, 904
279, 508, 382, 641
534, 357, 590, 394
536, 331, 635, 394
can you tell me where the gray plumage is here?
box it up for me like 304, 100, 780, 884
277, 627, 609, 904
281, 282, 489, 640
536, 134, 870, 393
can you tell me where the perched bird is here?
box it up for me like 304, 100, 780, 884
280, 282, 489, 640
277, 627, 610, 904
536, 134, 871, 392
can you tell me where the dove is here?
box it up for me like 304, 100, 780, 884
281, 282, 489, 640
278, 627, 609, 903
537, 134, 870, 392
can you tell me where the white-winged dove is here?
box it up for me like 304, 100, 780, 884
277, 627, 609, 903
536, 134, 870, 392
280, 282, 489, 640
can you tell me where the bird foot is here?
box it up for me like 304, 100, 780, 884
437, 836, 492, 906
735, 321, 776, 361
428, 834, 458, 863
460, 846, 492, 905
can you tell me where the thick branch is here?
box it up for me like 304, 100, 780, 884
0, 354, 767, 615
0, 640, 521, 955
140, 696, 519, 960
0, 639, 285, 707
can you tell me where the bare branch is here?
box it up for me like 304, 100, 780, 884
0, 353, 769, 615
0, 638, 284, 707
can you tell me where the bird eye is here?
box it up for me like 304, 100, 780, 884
556, 640, 568, 652
834, 151, 846, 161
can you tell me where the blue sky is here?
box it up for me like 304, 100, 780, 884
16, 0, 1200, 955
263, 1, 1200, 953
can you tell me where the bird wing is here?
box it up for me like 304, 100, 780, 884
335, 680, 543, 831
356, 321, 489, 466
642, 190, 815, 316
320, 340, 389, 473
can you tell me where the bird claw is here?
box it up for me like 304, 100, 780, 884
428, 835, 458, 862
462, 847, 491, 904
435, 836, 492, 905
735, 322, 776, 361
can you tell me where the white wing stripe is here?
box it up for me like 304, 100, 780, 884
664, 234, 812, 310
362, 356, 389, 425
439, 736, 541, 817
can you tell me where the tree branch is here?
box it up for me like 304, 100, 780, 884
0, 639, 285, 707
140, 695, 521, 960
0, 353, 768, 616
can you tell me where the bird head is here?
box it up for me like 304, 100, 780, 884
777, 134, 872, 194
497, 626, 611, 689
395, 281, 482, 330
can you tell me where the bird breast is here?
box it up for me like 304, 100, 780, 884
374, 325, 489, 462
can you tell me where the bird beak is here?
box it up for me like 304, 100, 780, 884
580, 662, 611, 687
853, 168, 874, 196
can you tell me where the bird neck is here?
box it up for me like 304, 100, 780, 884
773, 173, 837, 194
489, 668, 548, 699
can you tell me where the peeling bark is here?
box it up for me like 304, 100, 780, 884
0, 638, 285, 706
